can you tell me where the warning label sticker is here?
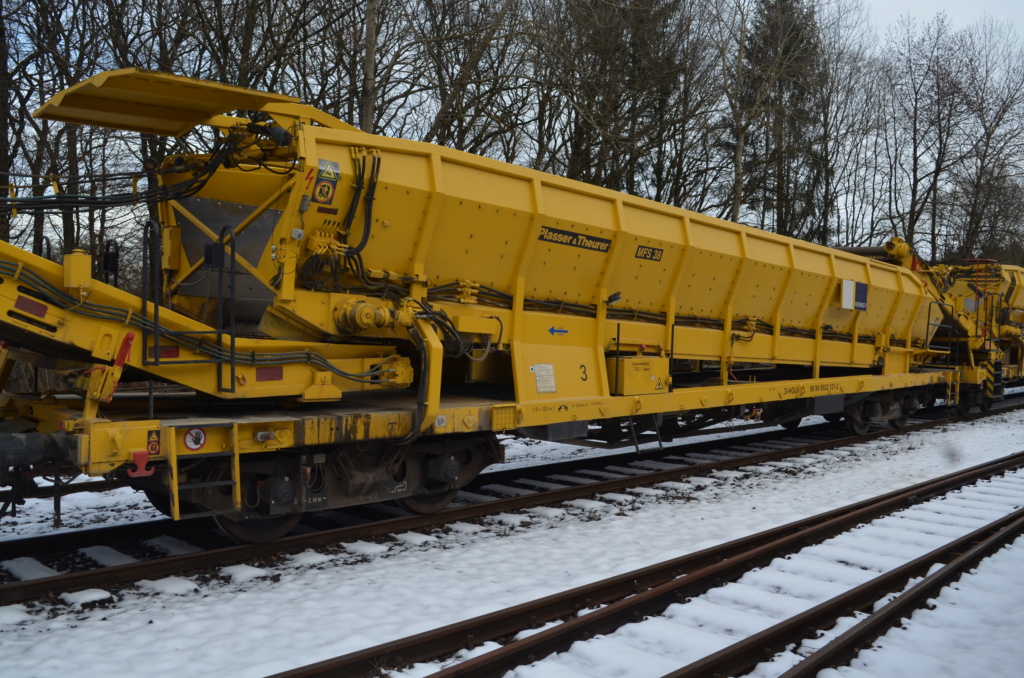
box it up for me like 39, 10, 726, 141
147, 429, 160, 456
532, 363, 557, 393
312, 160, 340, 205
184, 427, 206, 451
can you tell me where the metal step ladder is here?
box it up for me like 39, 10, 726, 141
168, 423, 242, 520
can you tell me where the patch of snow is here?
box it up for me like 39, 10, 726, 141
393, 532, 437, 547
0, 605, 33, 624
136, 577, 199, 596
563, 499, 608, 510
286, 550, 335, 568
341, 540, 391, 557
1, 557, 61, 580
61, 589, 112, 606
219, 564, 269, 583
79, 545, 138, 567
490, 513, 533, 527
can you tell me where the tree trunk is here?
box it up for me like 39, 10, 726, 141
360, 0, 378, 133
730, 126, 746, 223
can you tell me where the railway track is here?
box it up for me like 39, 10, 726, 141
1, 401, 1021, 609
265, 451, 1024, 678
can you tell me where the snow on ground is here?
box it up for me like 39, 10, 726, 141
1, 412, 1023, 677
0, 483, 165, 540
824, 536, 1024, 678
490, 468, 1024, 678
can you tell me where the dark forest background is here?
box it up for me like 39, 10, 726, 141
2, 0, 1023, 265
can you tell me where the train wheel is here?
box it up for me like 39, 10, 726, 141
214, 513, 302, 543
956, 394, 972, 416
845, 405, 870, 436
888, 415, 909, 428
143, 489, 174, 517
780, 417, 802, 431
846, 417, 870, 436
778, 417, 802, 432
979, 396, 994, 412
397, 488, 459, 514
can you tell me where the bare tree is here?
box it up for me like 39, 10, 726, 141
527, 0, 693, 194
643, 0, 726, 212
809, 0, 881, 246
0, 0, 26, 243
741, 0, 826, 241
710, 0, 823, 224
185, 0, 321, 91
941, 18, 1024, 259
877, 14, 968, 258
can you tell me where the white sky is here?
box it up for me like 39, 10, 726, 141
863, 0, 1024, 32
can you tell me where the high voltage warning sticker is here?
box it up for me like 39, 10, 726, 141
312, 159, 340, 205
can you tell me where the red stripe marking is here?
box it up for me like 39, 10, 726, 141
14, 295, 47, 318
148, 345, 180, 359
256, 366, 284, 382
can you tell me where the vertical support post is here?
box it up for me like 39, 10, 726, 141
627, 416, 641, 454
231, 424, 242, 511
721, 306, 733, 386
168, 430, 181, 521
216, 226, 237, 393
614, 323, 622, 396
141, 219, 162, 367
51, 474, 65, 528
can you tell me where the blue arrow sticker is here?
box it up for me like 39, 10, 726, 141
548, 327, 568, 336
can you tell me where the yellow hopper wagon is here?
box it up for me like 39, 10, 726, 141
0, 70, 962, 540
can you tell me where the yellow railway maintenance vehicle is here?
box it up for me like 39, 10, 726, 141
0, 70, 966, 540
876, 238, 1024, 411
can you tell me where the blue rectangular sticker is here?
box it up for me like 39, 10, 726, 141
855, 282, 868, 311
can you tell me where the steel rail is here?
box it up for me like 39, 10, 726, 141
775, 513, 1024, 677
666, 510, 1024, 678
264, 451, 1024, 678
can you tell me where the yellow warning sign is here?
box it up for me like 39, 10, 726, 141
147, 429, 160, 456
317, 160, 339, 180
313, 160, 340, 204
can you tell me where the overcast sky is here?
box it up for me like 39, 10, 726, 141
863, 0, 1024, 32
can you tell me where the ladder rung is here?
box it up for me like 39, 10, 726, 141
178, 480, 235, 490
176, 509, 234, 519
177, 450, 233, 459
